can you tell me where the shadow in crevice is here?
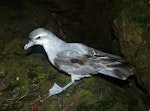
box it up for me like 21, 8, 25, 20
95, 74, 135, 87
25, 45, 49, 61
24, 45, 66, 73
134, 77, 149, 97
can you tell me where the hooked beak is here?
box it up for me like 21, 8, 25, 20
24, 41, 35, 50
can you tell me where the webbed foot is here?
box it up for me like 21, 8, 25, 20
49, 83, 63, 96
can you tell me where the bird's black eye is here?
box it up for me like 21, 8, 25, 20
36, 36, 41, 40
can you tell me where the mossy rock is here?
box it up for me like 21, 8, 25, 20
0, 38, 147, 110
113, 0, 150, 96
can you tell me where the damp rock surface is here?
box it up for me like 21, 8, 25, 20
113, 0, 150, 96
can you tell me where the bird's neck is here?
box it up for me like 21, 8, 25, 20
42, 37, 65, 64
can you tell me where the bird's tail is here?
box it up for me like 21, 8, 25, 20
98, 62, 134, 80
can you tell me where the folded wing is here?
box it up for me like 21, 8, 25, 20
54, 44, 134, 80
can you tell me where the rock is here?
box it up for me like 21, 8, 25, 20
113, 0, 150, 96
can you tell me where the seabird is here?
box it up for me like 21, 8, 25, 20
24, 28, 134, 96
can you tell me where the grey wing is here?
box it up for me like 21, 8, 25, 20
54, 49, 104, 75
90, 48, 134, 80
56, 50, 80, 58
54, 55, 102, 75
92, 49, 127, 62
54, 47, 134, 80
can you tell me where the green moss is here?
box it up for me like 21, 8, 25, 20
113, 1, 150, 109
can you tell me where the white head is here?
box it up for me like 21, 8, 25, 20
24, 28, 64, 50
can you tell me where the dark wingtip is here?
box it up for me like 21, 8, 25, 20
113, 66, 134, 80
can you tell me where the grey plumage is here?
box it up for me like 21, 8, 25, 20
24, 28, 134, 96
54, 44, 133, 80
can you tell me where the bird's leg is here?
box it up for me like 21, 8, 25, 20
48, 74, 90, 96
49, 75, 76, 97
48, 83, 64, 96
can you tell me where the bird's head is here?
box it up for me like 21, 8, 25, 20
24, 28, 58, 50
